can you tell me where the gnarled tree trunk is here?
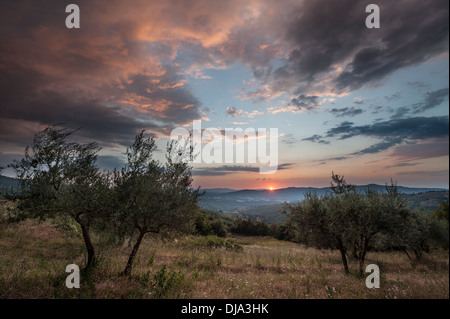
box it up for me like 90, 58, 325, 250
337, 237, 349, 274
75, 212, 96, 270
122, 229, 146, 277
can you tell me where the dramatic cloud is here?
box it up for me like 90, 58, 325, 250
0, 0, 225, 152
0, 1, 447, 187
326, 116, 449, 141
0, 62, 166, 148
248, 0, 449, 101
117, 66, 203, 125
304, 116, 449, 156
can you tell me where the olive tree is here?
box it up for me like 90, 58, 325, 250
9, 125, 105, 269
286, 173, 413, 274
347, 184, 410, 274
115, 131, 200, 276
285, 191, 352, 273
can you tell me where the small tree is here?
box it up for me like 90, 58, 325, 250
9, 125, 104, 269
286, 173, 413, 274
402, 209, 448, 259
350, 183, 410, 274
285, 191, 351, 272
115, 132, 200, 276
434, 201, 449, 222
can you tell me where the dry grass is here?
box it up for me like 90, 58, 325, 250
0, 212, 448, 299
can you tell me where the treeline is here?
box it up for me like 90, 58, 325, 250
193, 210, 295, 239
193, 210, 273, 237
199, 174, 449, 275
2, 125, 200, 276
282, 173, 449, 274
1, 125, 448, 278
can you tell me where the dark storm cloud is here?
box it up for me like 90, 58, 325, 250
119, 67, 203, 125
0, 0, 205, 153
326, 116, 449, 141
253, 0, 449, 97
0, 63, 166, 147
332, 0, 449, 93
303, 116, 449, 156
329, 107, 363, 118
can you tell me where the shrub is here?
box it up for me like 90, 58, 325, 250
151, 265, 185, 299
184, 235, 243, 252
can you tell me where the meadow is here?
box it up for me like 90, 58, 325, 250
0, 200, 448, 299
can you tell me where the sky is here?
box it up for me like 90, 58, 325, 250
0, 0, 448, 189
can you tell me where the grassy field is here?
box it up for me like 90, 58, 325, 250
0, 201, 448, 299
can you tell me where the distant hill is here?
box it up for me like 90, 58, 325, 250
231, 191, 449, 225
403, 191, 449, 211
199, 185, 449, 225
199, 188, 235, 194
199, 185, 448, 212
0, 175, 19, 192
231, 203, 286, 225
2, 176, 448, 225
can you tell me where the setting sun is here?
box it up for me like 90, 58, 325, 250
268, 186, 275, 191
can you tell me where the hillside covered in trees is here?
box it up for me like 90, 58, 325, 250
0, 125, 448, 298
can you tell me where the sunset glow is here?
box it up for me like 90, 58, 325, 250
0, 0, 448, 190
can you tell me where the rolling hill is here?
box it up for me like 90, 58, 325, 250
198, 185, 447, 211
199, 186, 449, 224
2, 175, 448, 225
0, 175, 19, 192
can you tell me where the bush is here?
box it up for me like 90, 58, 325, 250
274, 224, 295, 241
231, 219, 271, 236
193, 210, 230, 237
150, 265, 185, 299
211, 220, 227, 237
184, 235, 243, 252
